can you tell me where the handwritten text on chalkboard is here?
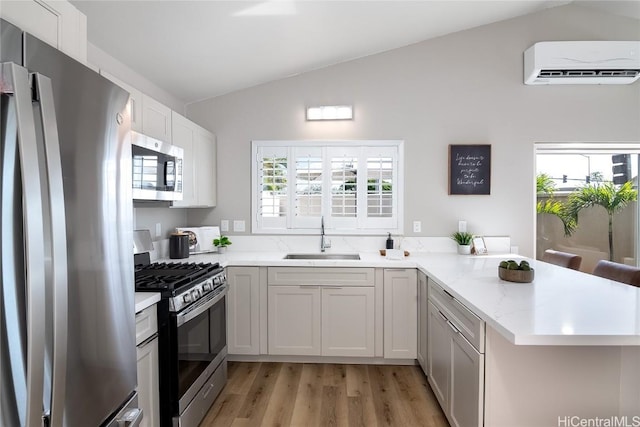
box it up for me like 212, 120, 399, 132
449, 145, 491, 195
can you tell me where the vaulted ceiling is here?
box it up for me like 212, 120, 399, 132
71, 1, 638, 104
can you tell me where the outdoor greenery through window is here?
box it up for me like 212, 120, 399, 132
536, 144, 640, 273
252, 140, 403, 234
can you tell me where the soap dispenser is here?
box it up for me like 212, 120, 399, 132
386, 233, 394, 249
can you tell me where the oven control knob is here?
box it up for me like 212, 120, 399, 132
183, 294, 191, 304
191, 289, 200, 300
203, 282, 212, 292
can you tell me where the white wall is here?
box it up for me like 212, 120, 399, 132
185, 4, 640, 257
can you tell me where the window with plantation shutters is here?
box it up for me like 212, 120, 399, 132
252, 141, 403, 234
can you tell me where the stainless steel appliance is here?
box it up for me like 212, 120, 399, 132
1, 19, 141, 427
134, 255, 228, 427
132, 131, 184, 201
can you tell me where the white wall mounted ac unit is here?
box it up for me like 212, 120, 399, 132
524, 41, 640, 85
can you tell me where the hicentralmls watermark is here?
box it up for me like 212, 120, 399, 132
558, 416, 640, 427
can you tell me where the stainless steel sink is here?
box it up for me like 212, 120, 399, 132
284, 253, 361, 260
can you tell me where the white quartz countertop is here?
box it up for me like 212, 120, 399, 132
156, 251, 640, 346
135, 292, 161, 313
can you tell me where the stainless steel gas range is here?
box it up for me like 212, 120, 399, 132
135, 254, 227, 427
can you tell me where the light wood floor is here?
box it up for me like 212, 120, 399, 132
201, 362, 449, 427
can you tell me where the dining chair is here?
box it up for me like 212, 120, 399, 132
592, 260, 640, 287
542, 249, 582, 271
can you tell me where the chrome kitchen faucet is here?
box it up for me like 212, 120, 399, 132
321, 216, 331, 252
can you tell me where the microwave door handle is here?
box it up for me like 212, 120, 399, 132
1, 62, 47, 427
165, 160, 175, 188
33, 72, 69, 427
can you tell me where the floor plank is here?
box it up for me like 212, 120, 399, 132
235, 362, 281, 422
202, 361, 449, 427
289, 363, 324, 426
261, 362, 303, 427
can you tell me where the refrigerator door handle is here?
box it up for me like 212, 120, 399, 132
1, 62, 47, 427
32, 72, 69, 427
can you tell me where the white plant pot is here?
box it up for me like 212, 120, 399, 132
457, 244, 471, 255
217, 246, 227, 254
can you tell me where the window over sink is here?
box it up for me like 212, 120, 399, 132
252, 140, 404, 234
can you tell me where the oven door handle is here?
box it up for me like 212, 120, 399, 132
176, 286, 227, 327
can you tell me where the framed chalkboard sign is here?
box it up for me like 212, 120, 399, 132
448, 144, 491, 195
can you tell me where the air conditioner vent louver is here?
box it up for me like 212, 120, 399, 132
538, 69, 640, 78
524, 41, 640, 85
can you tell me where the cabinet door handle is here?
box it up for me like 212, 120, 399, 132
300, 285, 319, 289
438, 309, 449, 322
443, 289, 455, 299
385, 268, 407, 272
138, 333, 158, 349
323, 286, 342, 290
447, 320, 461, 335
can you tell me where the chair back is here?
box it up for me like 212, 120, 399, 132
542, 249, 582, 271
592, 260, 640, 287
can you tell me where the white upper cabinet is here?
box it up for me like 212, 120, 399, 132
1, 0, 87, 63
141, 94, 172, 143
99, 70, 142, 132
171, 111, 216, 208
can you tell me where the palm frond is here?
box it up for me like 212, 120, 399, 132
536, 199, 577, 236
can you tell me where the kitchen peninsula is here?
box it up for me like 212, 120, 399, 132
137, 250, 640, 426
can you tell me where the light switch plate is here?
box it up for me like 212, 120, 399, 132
413, 221, 421, 233
155, 223, 161, 237
233, 220, 245, 232
220, 220, 229, 232
458, 220, 467, 233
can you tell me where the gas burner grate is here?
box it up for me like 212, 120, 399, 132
134, 261, 221, 292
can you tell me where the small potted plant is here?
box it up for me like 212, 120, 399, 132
451, 232, 473, 255
213, 235, 232, 254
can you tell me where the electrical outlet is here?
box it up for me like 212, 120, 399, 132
458, 220, 467, 233
233, 220, 245, 232
220, 220, 229, 232
155, 223, 162, 237
413, 221, 421, 233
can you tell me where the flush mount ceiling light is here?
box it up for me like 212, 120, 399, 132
306, 105, 353, 121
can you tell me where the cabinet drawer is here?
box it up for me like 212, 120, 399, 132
428, 280, 484, 353
135, 304, 157, 346
268, 267, 375, 286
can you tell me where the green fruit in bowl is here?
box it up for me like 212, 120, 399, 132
499, 261, 508, 269
507, 261, 520, 270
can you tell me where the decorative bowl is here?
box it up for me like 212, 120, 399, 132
498, 266, 534, 283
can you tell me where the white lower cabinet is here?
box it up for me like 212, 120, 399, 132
383, 268, 417, 359
427, 300, 451, 408
267, 267, 377, 357
427, 280, 485, 427
450, 329, 484, 427
417, 270, 428, 373
268, 285, 321, 355
321, 286, 375, 357
227, 267, 261, 355
135, 305, 159, 427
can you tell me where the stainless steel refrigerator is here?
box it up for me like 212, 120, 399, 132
1, 19, 141, 427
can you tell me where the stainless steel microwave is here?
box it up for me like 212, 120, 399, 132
132, 132, 183, 201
